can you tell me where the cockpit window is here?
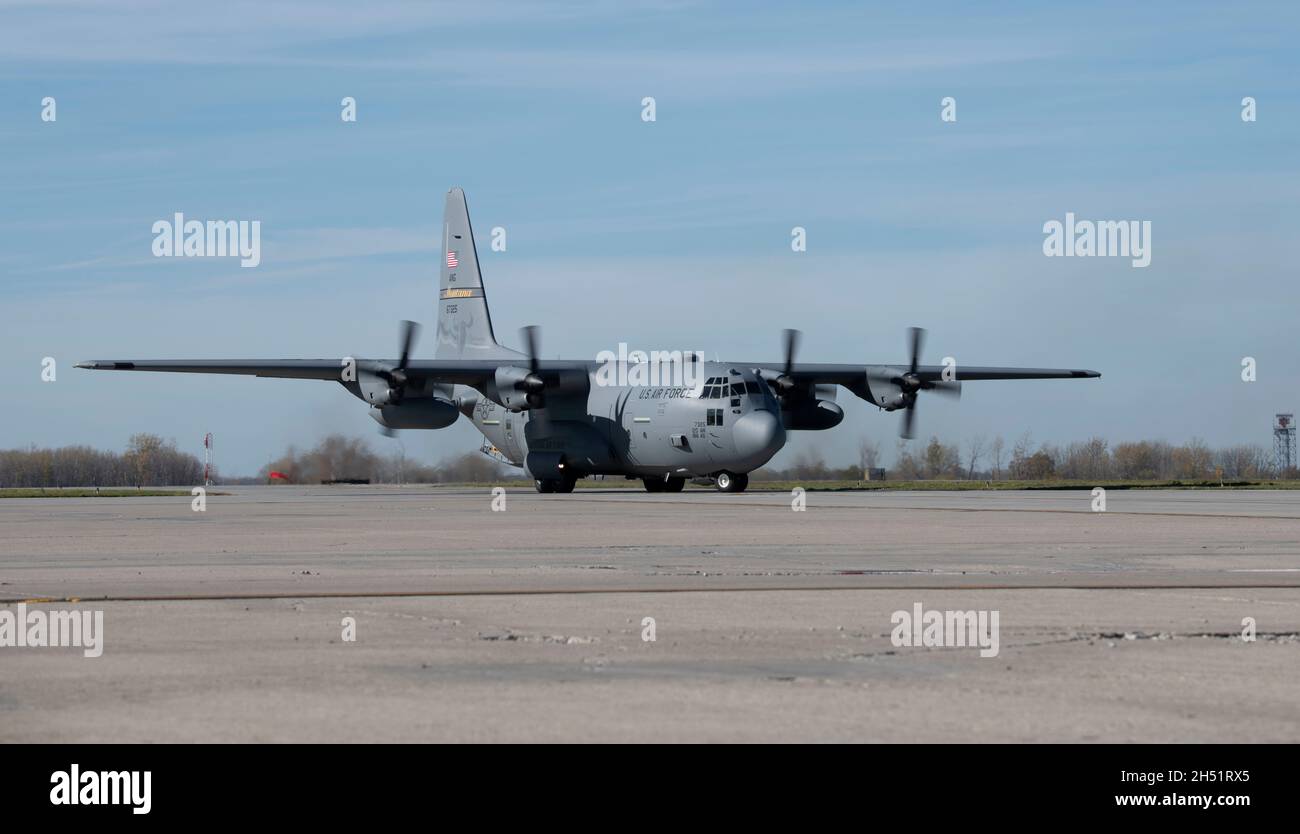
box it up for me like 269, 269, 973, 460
744, 380, 761, 395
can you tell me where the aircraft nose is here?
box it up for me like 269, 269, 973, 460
733, 410, 783, 461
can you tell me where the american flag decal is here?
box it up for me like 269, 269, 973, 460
446, 251, 459, 269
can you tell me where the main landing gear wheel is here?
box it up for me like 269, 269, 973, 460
644, 476, 686, 493
714, 472, 748, 493
535, 477, 576, 494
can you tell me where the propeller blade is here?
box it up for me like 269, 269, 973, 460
397, 320, 420, 370
907, 326, 925, 375
518, 326, 545, 408
520, 325, 541, 374
782, 328, 801, 377
773, 328, 803, 393
928, 379, 962, 399
384, 320, 421, 391
900, 404, 917, 439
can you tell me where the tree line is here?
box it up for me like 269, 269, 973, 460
0, 434, 203, 487
755, 434, 1291, 482
0, 433, 508, 487
2, 432, 1290, 487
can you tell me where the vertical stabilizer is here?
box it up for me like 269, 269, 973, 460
436, 188, 518, 359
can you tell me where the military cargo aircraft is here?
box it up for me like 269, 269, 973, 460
79, 188, 1099, 493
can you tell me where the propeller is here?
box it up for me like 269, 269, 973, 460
395, 319, 419, 377
519, 325, 547, 409
773, 328, 802, 393
374, 320, 421, 436
870, 326, 961, 439
377, 319, 421, 402
907, 326, 923, 376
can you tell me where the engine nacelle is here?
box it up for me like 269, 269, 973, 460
369, 397, 459, 430
781, 399, 845, 431
864, 367, 914, 411
874, 389, 912, 411
486, 366, 534, 411
486, 365, 592, 412
357, 370, 401, 407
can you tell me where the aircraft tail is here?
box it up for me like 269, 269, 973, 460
435, 188, 519, 360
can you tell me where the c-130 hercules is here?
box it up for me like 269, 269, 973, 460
80, 188, 1099, 494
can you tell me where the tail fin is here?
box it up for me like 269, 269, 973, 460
435, 188, 518, 359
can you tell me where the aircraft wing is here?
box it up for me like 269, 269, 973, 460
745, 362, 1099, 402
747, 362, 1098, 382
75, 358, 589, 386
77, 359, 360, 380
907, 365, 1099, 381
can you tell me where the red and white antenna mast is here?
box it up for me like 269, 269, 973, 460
203, 432, 213, 486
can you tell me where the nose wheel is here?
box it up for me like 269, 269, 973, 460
714, 472, 749, 493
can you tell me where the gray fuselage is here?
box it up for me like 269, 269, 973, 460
461, 362, 785, 479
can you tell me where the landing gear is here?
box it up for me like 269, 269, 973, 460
714, 471, 749, 493
535, 475, 577, 494
643, 476, 687, 493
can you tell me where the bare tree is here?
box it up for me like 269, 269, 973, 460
965, 435, 987, 480
126, 433, 164, 486
989, 436, 1004, 480
893, 439, 923, 480
923, 436, 961, 479
1060, 437, 1111, 480
1008, 431, 1035, 479
857, 436, 881, 479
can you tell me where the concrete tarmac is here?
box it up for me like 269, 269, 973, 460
2, 486, 1298, 741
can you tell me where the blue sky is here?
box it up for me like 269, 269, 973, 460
2, 1, 1298, 474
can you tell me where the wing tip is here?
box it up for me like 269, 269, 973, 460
76, 361, 134, 370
